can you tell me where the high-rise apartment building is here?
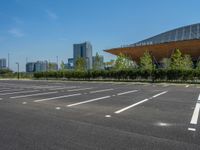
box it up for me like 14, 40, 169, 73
0, 58, 7, 69
73, 42, 93, 70
26, 62, 35, 72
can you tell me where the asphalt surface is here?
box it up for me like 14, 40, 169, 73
0, 80, 200, 150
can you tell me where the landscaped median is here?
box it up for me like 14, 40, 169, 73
33, 69, 200, 83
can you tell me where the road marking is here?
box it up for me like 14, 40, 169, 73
0, 98, 2, 100
0, 90, 39, 96
67, 96, 111, 107
34, 93, 81, 102
0, 89, 24, 93
152, 91, 168, 98
10, 91, 58, 99
22, 102, 27, 105
105, 115, 111, 118
90, 89, 114, 94
56, 107, 61, 110
115, 91, 168, 114
198, 94, 200, 101
49, 86, 77, 91
156, 122, 171, 127
68, 87, 93, 92
117, 90, 138, 96
186, 85, 189, 88
190, 103, 200, 125
188, 128, 196, 131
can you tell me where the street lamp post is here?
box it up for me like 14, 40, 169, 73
16, 62, 19, 80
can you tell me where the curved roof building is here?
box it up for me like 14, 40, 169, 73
105, 23, 200, 63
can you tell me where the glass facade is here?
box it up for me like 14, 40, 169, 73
73, 42, 93, 70
0, 58, 6, 69
129, 23, 200, 47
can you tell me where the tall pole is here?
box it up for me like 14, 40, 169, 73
8, 53, 10, 70
56, 56, 58, 70
16, 62, 19, 80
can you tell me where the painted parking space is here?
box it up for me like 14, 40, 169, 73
0, 80, 200, 149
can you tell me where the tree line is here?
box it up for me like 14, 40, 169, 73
33, 49, 200, 83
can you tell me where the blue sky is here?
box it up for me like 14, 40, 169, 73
1, 0, 200, 71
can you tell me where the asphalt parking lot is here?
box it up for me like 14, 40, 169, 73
0, 80, 200, 150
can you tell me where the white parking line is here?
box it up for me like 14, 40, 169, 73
188, 128, 196, 132
190, 103, 200, 125
34, 93, 81, 102
67, 96, 111, 107
10, 91, 58, 99
49, 87, 77, 91
198, 94, 200, 101
117, 90, 138, 96
90, 89, 114, 94
0, 90, 39, 96
68, 87, 93, 92
0, 89, 24, 93
115, 91, 168, 114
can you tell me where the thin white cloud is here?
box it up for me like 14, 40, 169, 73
8, 28, 24, 37
45, 10, 58, 20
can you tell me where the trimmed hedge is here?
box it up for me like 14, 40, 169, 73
33, 69, 200, 82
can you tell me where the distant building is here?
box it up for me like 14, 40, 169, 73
0, 58, 7, 69
35, 61, 48, 72
73, 42, 93, 70
92, 55, 104, 70
67, 58, 74, 69
26, 61, 58, 73
105, 23, 200, 65
26, 62, 35, 73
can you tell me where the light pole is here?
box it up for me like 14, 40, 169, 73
8, 53, 10, 70
16, 62, 19, 80
56, 56, 59, 70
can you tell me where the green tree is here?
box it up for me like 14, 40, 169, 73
114, 53, 136, 70
196, 61, 200, 69
48, 63, 57, 71
0, 69, 13, 74
161, 58, 171, 69
60, 61, 66, 71
75, 57, 86, 71
139, 51, 154, 70
182, 55, 193, 70
170, 49, 184, 69
104, 59, 115, 70
93, 52, 103, 70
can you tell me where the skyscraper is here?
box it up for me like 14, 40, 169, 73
26, 62, 35, 72
0, 58, 7, 69
73, 42, 93, 70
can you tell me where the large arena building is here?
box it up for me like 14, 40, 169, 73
105, 23, 200, 64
